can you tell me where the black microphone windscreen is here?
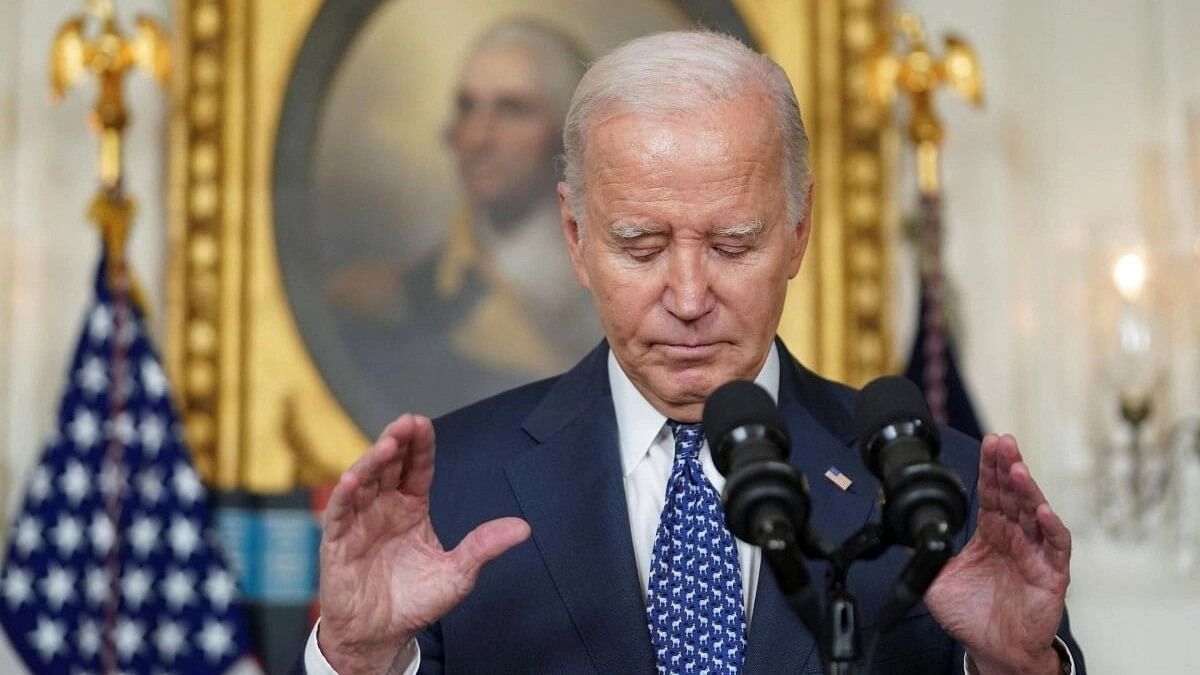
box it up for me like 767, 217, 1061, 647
853, 375, 936, 442
702, 380, 786, 451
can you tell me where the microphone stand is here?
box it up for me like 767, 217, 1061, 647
753, 520, 954, 675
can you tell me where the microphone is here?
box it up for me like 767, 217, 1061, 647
702, 380, 809, 549
854, 376, 967, 547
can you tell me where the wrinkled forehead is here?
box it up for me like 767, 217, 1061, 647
582, 95, 783, 174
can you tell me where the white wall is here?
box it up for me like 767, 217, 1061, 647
899, 1, 1200, 672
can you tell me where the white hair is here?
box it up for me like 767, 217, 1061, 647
561, 30, 811, 228
469, 18, 590, 129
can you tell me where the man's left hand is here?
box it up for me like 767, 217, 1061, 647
925, 434, 1072, 675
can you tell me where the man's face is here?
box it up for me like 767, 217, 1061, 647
559, 93, 811, 421
448, 44, 561, 216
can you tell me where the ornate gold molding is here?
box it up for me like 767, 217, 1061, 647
167, 0, 231, 483
837, 0, 896, 386
167, 0, 895, 491
742, 0, 895, 388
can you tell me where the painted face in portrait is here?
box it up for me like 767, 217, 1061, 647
448, 43, 562, 223
560, 90, 812, 421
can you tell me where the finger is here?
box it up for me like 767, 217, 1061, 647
399, 415, 437, 497
994, 436, 1022, 521
976, 434, 1001, 512
1036, 503, 1072, 564
378, 414, 420, 492
1012, 456, 1049, 507
375, 415, 407, 445
377, 417, 412, 491
324, 470, 362, 540
349, 415, 413, 483
324, 416, 413, 535
354, 434, 405, 513
449, 517, 532, 579
1009, 463, 1042, 540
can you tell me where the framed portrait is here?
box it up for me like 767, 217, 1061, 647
168, 0, 897, 491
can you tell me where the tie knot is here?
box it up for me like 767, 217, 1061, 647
668, 421, 704, 460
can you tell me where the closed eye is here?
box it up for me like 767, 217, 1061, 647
626, 247, 664, 261
714, 245, 749, 258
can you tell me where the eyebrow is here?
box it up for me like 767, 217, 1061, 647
712, 219, 764, 238
606, 219, 765, 240
608, 221, 665, 240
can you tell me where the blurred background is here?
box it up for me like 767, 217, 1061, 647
1, 0, 1198, 672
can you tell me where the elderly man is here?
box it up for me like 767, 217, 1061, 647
303, 31, 1083, 674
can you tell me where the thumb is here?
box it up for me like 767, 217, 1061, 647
450, 516, 531, 579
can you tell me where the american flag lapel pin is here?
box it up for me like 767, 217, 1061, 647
824, 466, 853, 491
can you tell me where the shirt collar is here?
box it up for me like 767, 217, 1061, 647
608, 344, 781, 478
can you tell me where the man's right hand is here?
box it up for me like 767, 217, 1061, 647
317, 414, 532, 674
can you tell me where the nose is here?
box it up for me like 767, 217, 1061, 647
454, 108, 495, 154
662, 245, 715, 322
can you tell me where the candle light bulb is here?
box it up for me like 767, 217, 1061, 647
1113, 251, 1147, 302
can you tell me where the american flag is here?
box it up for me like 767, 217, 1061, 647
823, 467, 853, 491
0, 257, 253, 673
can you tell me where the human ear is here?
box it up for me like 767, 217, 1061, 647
558, 182, 591, 289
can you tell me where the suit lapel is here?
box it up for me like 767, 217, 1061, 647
505, 344, 656, 675
742, 342, 881, 674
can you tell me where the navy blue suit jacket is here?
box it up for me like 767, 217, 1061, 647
318, 340, 1084, 673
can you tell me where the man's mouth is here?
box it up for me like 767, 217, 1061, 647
659, 342, 723, 359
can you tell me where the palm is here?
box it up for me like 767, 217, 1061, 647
317, 415, 530, 673
925, 435, 1071, 674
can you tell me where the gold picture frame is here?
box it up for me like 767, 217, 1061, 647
167, 0, 895, 492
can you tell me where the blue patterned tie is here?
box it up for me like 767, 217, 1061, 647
646, 421, 747, 674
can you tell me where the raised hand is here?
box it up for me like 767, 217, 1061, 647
317, 414, 531, 674
925, 434, 1072, 675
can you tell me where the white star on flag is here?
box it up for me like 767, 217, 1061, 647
173, 463, 204, 505
139, 413, 165, 455
85, 567, 109, 607
161, 568, 196, 611
2, 568, 32, 609
49, 516, 83, 557
37, 566, 74, 612
67, 408, 100, 449
87, 304, 112, 342
89, 512, 115, 555
115, 617, 145, 661
76, 619, 101, 658
137, 467, 164, 504
75, 356, 109, 396
196, 619, 234, 662
59, 460, 91, 505
26, 467, 51, 505
168, 517, 201, 560
121, 567, 153, 610
141, 358, 167, 399
204, 568, 236, 611
13, 517, 41, 558
153, 620, 187, 661
30, 615, 65, 662
128, 516, 161, 557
